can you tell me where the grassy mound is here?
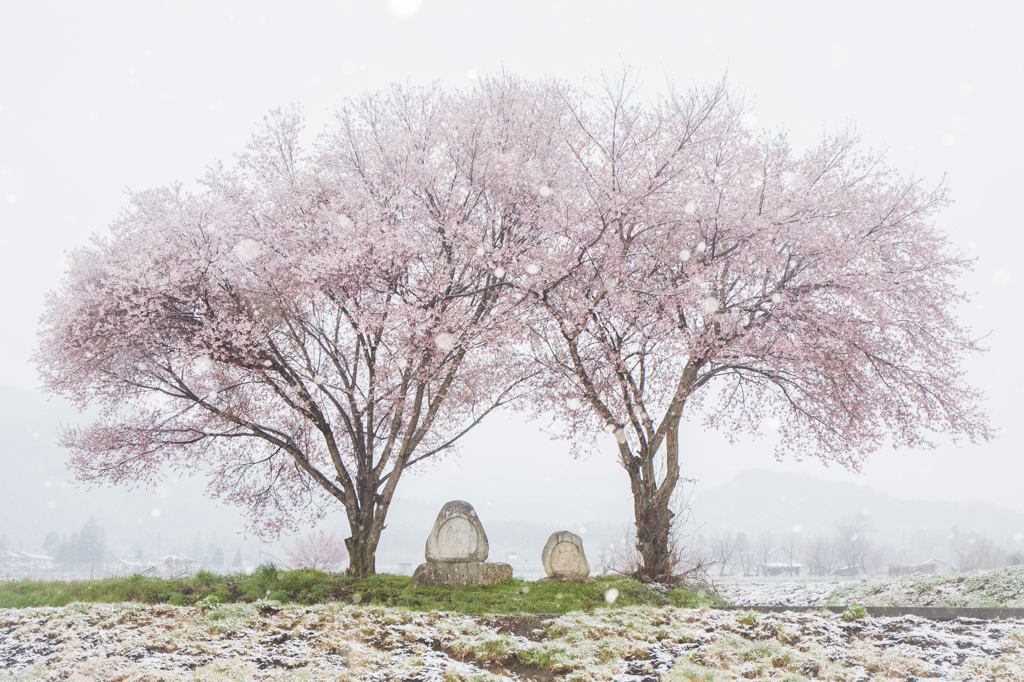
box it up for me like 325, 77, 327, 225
0, 565, 724, 612
827, 565, 1024, 608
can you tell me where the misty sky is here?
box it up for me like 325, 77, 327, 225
2, 1, 1023, 529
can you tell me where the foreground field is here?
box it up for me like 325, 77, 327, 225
3, 601, 1024, 681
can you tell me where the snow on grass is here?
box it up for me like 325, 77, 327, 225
716, 566, 1024, 608
3, 602, 1024, 681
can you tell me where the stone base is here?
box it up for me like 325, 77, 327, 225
538, 575, 594, 582
410, 561, 513, 587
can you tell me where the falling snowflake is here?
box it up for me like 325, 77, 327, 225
476, 246, 485, 256
740, 112, 758, 131
783, 171, 806, 189
792, 525, 802, 533
579, 527, 587, 534
44, 480, 52, 488
683, 200, 697, 215
47, 500, 55, 509
313, 374, 326, 385
206, 391, 218, 401
397, 358, 409, 369
767, 417, 780, 430
263, 360, 273, 367
6, 194, 16, 204
771, 293, 782, 303
151, 508, 162, 517
538, 184, 553, 198
194, 355, 213, 374
337, 215, 353, 228
942, 133, 956, 146
525, 263, 540, 275
493, 267, 505, 278
702, 297, 720, 314
466, 69, 479, 80
679, 249, 691, 262
567, 398, 582, 410
603, 278, 616, 292
154, 486, 169, 498
128, 204, 140, 215
604, 588, 619, 604
435, 333, 455, 351
697, 241, 707, 252
992, 271, 1009, 287
235, 238, 262, 262
386, 0, 422, 19
1015, 532, 1023, 542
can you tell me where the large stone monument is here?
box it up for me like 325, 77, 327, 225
541, 530, 590, 580
410, 500, 513, 587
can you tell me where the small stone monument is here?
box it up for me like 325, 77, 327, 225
411, 500, 512, 587
541, 530, 590, 580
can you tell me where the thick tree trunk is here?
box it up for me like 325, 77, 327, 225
627, 465, 676, 582
622, 420, 682, 583
344, 522, 382, 579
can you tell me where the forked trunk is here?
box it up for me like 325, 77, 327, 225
621, 418, 682, 583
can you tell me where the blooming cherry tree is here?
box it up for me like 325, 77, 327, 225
36, 80, 558, 577
523, 76, 992, 582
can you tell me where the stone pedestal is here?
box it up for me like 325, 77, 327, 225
411, 500, 512, 587
410, 560, 513, 587
541, 530, 590, 580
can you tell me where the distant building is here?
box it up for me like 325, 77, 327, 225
833, 565, 866, 577
888, 559, 950, 577
1, 551, 55, 571
763, 562, 801, 576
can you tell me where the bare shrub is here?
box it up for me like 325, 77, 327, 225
284, 530, 349, 572
954, 535, 1006, 572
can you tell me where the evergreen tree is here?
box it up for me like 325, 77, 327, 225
79, 517, 106, 564
42, 532, 60, 557
211, 547, 225, 567
232, 549, 243, 568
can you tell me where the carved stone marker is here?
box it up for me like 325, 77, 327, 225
541, 531, 590, 579
424, 500, 489, 563
411, 500, 512, 587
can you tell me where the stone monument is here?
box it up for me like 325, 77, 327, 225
541, 530, 590, 580
410, 500, 513, 587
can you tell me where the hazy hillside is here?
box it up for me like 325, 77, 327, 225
688, 469, 1024, 562
0, 385, 260, 560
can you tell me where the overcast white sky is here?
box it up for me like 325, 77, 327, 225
2, 1, 1023, 523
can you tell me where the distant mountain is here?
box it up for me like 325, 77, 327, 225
688, 469, 1024, 557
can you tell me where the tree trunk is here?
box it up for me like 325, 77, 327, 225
621, 418, 682, 583
633, 491, 675, 582
344, 524, 381, 579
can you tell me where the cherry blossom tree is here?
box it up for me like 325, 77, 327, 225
284, 530, 349, 572
522, 75, 992, 582
36, 79, 560, 578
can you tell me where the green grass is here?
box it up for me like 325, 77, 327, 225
0, 564, 724, 613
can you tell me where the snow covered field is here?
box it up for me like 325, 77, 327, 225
4, 568, 1024, 680
2, 601, 1024, 681
715, 566, 1024, 608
